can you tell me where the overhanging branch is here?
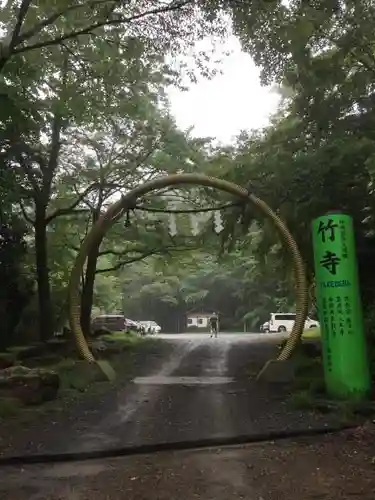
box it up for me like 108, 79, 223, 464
96, 245, 196, 273
16, 0, 112, 45
99, 247, 138, 257
46, 183, 99, 223
135, 200, 243, 214
11, 1, 192, 57
9, 0, 33, 52
96, 248, 162, 273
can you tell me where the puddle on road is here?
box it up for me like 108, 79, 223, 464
133, 376, 234, 385
44, 462, 108, 478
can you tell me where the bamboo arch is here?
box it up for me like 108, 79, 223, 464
68, 174, 309, 370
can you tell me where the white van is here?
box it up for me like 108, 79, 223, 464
262, 313, 319, 333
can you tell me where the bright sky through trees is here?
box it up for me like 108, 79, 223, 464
167, 34, 280, 145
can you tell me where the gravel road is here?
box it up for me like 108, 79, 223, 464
1, 333, 372, 499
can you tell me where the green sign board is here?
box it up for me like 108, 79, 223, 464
312, 213, 371, 399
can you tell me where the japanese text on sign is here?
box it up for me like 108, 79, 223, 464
318, 219, 338, 243
312, 213, 371, 398
320, 250, 340, 275
317, 218, 349, 275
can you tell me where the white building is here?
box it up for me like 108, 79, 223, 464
186, 312, 217, 329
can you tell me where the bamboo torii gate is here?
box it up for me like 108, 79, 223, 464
67, 174, 309, 378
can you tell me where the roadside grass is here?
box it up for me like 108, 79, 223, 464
55, 331, 160, 392
0, 332, 163, 421
100, 330, 146, 346
0, 398, 23, 419
302, 327, 321, 339
288, 351, 326, 410
287, 329, 375, 421
283, 329, 325, 412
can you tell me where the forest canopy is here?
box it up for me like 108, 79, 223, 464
1, 0, 375, 343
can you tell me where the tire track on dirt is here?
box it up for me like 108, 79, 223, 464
69, 339, 200, 452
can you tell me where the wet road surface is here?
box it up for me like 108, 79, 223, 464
0, 333, 351, 499
59, 332, 329, 454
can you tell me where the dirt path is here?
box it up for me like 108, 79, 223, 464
1, 424, 375, 499
60, 334, 345, 452
0, 333, 374, 498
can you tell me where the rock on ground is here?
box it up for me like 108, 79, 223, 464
0, 366, 59, 405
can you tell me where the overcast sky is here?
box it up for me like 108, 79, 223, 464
167, 34, 280, 145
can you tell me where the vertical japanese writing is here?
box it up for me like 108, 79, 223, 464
329, 296, 336, 337
339, 219, 348, 259
313, 214, 371, 396
322, 297, 329, 339
336, 296, 344, 336
323, 291, 333, 372
344, 295, 353, 335
314, 216, 359, 374
318, 219, 338, 243
320, 251, 341, 275
326, 346, 333, 372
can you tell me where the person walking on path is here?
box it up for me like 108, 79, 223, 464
209, 314, 219, 338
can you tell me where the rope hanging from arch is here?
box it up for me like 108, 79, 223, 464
68, 174, 309, 368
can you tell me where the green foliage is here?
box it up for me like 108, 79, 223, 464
0, 213, 34, 348
0, 1, 229, 80
0, 0, 229, 341
114, 233, 294, 332
210, 0, 375, 339
288, 390, 317, 411
4, 0, 375, 358
56, 359, 108, 392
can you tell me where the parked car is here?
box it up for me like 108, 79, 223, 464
91, 314, 126, 335
138, 321, 161, 334
260, 321, 270, 333
262, 313, 319, 333
124, 318, 141, 334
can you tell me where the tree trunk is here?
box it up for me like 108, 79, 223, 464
80, 195, 107, 336
34, 208, 54, 342
0, 58, 8, 74
80, 242, 100, 336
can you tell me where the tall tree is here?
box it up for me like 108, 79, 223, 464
1, 42, 164, 339
0, 1, 227, 73
0, 0, 230, 341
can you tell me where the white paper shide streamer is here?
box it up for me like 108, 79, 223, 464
167, 200, 178, 236
166, 197, 224, 237
190, 213, 200, 236
213, 210, 224, 233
